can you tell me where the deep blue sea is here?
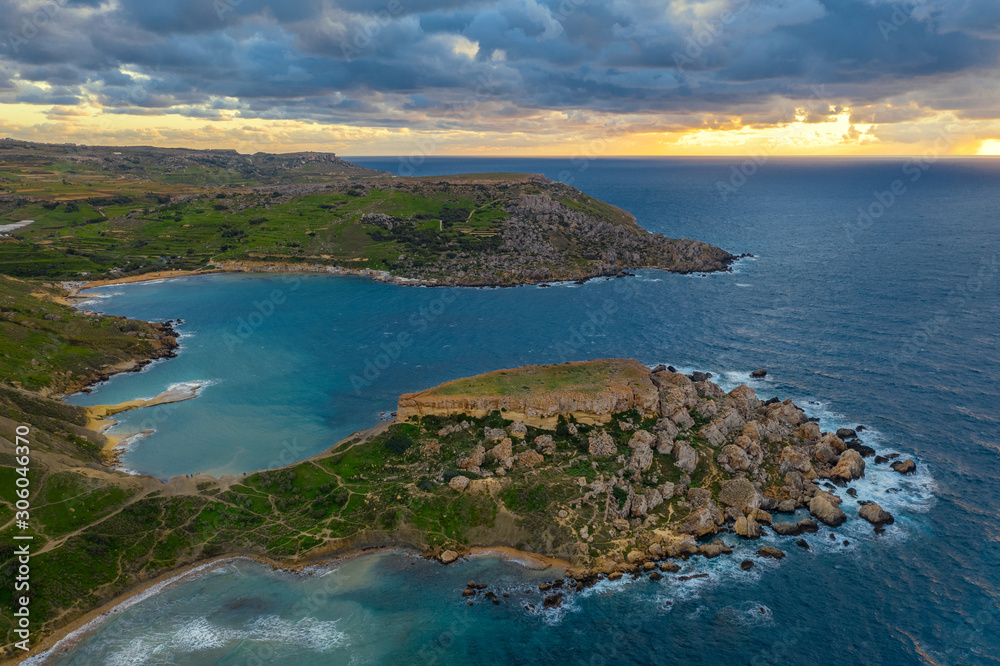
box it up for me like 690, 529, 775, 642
41, 157, 1000, 665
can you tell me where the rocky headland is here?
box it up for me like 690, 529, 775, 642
385, 358, 922, 599
0, 141, 738, 286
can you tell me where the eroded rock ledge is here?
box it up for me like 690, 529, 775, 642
398, 359, 659, 426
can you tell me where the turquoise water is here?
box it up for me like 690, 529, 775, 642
48, 158, 1000, 663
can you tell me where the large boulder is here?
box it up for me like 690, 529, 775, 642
644, 488, 664, 511
457, 445, 485, 470
797, 421, 821, 440
655, 431, 675, 455
718, 478, 760, 513
698, 539, 732, 558
770, 519, 818, 536
698, 420, 727, 447
718, 444, 752, 473
695, 381, 726, 400
654, 417, 679, 439
836, 428, 858, 440
588, 431, 617, 458
440, 550, 459, 564
534, 434, 555, 454
858, 503, 895, 526
757, 546, 785, 560
630, 493, 648, 518
484, 427, 507, 441
679, 506, 722, 537
664, 535, 698, 558
812, 439, 840, 465
808, 495, 847, 527
829, 449, 866, 482
890, 459, 917, 475
628, 430, 656, 449
487, 438, 513, 463
448, 475, 470, 491
770, 521, 802, 536
729, 384, 762, 416
507, 422, 528, 439
674, 441, 698, 473
669, 408, 695, 429
845, 440, 876, 458
743, 421, 763, 442
779, 447, 813, 475
768, 399, 806, 425
628, 441, 654, 473
819, 433, 846, 454
516, 450, 545, 468
734, 516, 761, 539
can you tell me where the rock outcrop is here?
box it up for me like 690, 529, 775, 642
890, 459, 917, 475
858, 503, 895, 526
809, 495, 847, 527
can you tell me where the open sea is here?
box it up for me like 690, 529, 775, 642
41, 157, 1000, 664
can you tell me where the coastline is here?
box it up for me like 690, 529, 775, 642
17, 545, 567, 665
59, 254, 742, 298
82, 383, 206, 463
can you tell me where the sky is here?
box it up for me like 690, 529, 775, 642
1, 0, 999, 156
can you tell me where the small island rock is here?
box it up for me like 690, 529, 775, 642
890, 459, 917, 475
858, 503, 895, 526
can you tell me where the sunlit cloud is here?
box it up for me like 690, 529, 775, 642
0, 0, 997, 155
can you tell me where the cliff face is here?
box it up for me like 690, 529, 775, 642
397, 359, 660, 426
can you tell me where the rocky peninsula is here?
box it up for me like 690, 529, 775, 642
0, 141, 736, 287
392, 359, 910, 579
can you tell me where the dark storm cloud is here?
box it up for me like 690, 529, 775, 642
0, 0, 997, 127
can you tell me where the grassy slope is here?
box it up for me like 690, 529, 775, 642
429, 359, 649, 397
0, 174, 624, 281
0, 277, 176, 394
1, 143, 731, 283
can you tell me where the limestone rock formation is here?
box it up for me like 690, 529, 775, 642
829, 448, 866, 482
890, 459, 917, 475
398, 359, 659, 426
809, 495, 847, 527
449, 475, 470, 491
858, 503, 895, 526
674, 441, 698, 473
534, 434, 555, 454
588, 430, 617, 458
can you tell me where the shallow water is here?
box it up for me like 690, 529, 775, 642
53, 157, 1000, 664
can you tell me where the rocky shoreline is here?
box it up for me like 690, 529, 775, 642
172, 257, 742, 289
401, 361, 920, 589
57, 319, 181, 398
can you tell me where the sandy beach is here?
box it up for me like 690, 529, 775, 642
80, 269, 221, 289
82, 382, 205, 461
